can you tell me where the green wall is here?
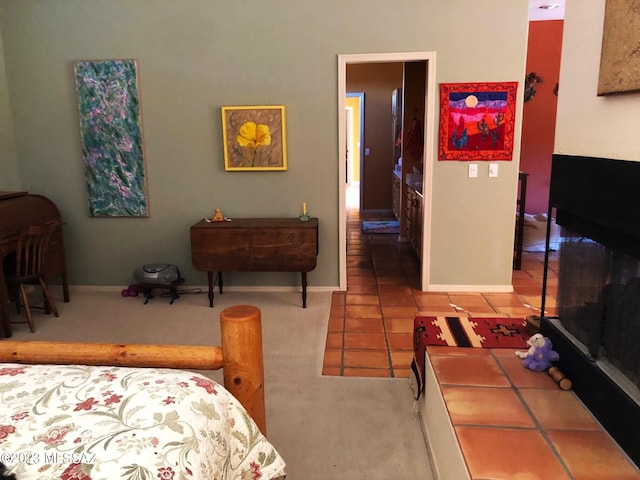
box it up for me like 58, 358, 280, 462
0, 0, 529, 289
0, 28, 20, 189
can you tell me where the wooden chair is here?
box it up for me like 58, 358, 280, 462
7, 221, 60, 332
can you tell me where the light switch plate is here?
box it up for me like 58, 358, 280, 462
468, 164, 478, 178
489, 163, 499, 177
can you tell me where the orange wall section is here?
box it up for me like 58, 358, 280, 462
520, 20, 564, 214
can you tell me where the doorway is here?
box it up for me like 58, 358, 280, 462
337, 52, 437, 291
345, 92, 364, 210
345, 93, 363, 187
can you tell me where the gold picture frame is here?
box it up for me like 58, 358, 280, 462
221, 105, 288, 171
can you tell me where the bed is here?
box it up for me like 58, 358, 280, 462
0, 305, 287, 480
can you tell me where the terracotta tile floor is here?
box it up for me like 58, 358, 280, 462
322, 206, 557, 378
429, 346, 640, 479
323, 204, 640, 477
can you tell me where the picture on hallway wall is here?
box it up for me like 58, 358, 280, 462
74, 59, 149, 217
221, 105, 288, 171
598, 0, 640, 95
438, 82, 518, 161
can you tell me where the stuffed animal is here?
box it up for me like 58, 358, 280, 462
515, 333, 545, 359
515, 333, 559, 372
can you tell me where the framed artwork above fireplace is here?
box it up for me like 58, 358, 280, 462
598, 0, 640, 95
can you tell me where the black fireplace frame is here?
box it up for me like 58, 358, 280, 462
541, 154, 640, 467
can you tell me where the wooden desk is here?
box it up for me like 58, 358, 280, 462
190, 218, 318, 308
0, 192, 70, 337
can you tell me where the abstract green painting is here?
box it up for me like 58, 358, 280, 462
74, 59, 149, 217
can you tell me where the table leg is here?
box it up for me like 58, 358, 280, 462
301, 272, 308, 308
207, 271, 214, 307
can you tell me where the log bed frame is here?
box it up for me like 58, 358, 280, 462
0, 304, 267, 434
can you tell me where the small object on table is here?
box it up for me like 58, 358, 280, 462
299, 202, 310, 221
211, 208, 225, 222
548, 366, 572, 390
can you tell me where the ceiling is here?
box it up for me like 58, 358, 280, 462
529, 0, 565, 21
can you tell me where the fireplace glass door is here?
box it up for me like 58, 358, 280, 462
553, 226, 640, 390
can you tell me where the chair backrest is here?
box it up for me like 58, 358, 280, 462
15, 221, 60, 278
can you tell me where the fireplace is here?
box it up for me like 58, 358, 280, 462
541, 154, 640, 467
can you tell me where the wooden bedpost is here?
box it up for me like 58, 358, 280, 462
220, 305, 266, 435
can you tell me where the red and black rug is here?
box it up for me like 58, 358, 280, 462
414, 315, 529, 350
410, 315, 530, 400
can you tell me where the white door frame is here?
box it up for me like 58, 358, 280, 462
337, 52, 437, 291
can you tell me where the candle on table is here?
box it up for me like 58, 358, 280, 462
302, 202, 307, 215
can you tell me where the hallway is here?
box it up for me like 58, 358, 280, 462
323, 193, 556, 377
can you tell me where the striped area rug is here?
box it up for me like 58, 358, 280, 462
410, 315, 531, 400
414, 315, 529, 349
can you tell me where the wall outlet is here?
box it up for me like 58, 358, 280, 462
489, 163, 499, 177
468, 164, 478, 178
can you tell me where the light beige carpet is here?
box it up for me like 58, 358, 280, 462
4, 287, 435, 480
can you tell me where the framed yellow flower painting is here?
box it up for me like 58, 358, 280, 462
221, 105, 288, 171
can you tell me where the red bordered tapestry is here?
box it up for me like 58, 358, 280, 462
438, 82, 518, 161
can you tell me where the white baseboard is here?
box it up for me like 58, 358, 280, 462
67, 285, 339, 293
68, 284, 510, 294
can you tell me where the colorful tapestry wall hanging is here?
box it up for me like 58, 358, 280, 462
438, 82, 518, 161
74, 59, 149, 217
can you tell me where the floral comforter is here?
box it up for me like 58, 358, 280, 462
0, 363, 286, 480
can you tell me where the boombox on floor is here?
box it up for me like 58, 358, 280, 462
133, 264, 181, 285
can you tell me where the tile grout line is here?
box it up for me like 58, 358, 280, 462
489, 349, 576, 479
